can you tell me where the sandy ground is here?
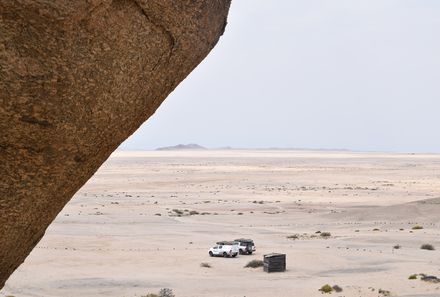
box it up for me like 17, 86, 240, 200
2, 150, 440, 297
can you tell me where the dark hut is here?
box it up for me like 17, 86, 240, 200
263, 253, 286, 273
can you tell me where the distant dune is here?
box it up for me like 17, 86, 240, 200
156, 143, 206, 151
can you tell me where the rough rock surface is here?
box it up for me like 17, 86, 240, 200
0, 0, 231, 288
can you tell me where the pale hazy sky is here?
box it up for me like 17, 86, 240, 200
120, 1, 440, 152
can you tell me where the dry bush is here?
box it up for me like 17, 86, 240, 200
159, 288, 175, 297
244, 260, 264, 268
319, 284, 333, 293
320, 232, 331, 238
378, 289, 391, 296
421, 244, 435, 251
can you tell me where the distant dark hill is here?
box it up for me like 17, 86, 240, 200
156, 144, 207, 151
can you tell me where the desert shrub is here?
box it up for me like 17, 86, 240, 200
332, 285, 343, 292
143, 294, 159, 297
189, 210, 199, 215
393, 244, 401, 249
421, 244, 435, 251
159, 288, 175, 297
319, 284, 333, 293
420, 274, 440, 283
373, 228, 380, 231
200, 262, 211, 268
378, 289, 391, 296
172, 209, 183, 215
408, 274, 417, 280
287, 234, 299, 240
315, 231, 322, 234
244, 260, 264, 268
412, 225, 424, 230
320, 232, 331, 238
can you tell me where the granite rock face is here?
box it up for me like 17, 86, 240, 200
0, 0, 231, 288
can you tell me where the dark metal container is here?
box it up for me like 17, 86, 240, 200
263, 253, 286, 273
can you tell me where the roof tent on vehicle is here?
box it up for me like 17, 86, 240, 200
216, 241, 237, 245
234, 238, 253, 243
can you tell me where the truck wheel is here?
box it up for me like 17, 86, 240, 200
248, 251, 253, 255
209, 251, 213, 257
223, 252, 228, 258
232, 253, 237, 258
239, 250, 243, 255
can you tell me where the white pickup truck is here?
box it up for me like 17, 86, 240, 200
209, 241, 239, 257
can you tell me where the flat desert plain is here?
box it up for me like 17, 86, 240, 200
2, 150, 440, 297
